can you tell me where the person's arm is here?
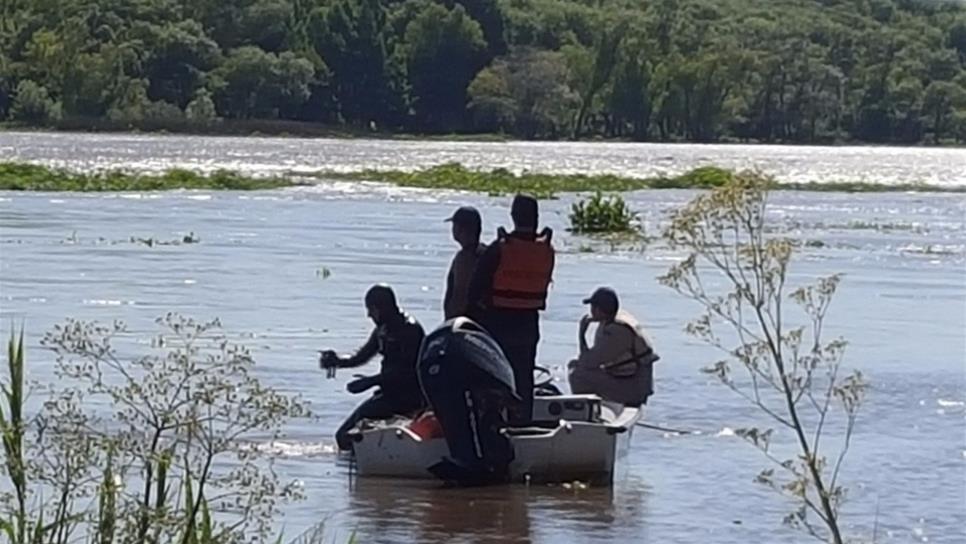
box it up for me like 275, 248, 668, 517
578, 315, 592, 355
338, 328, 379, 369
575, 324, 627, 369
443, 257, 456, 320
467, 242, 500, 313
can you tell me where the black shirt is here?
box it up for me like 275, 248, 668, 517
342, 312, 426, 407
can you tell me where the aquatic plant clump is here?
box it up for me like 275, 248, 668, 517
0, 162, 298, 191
569, 192, 639, 234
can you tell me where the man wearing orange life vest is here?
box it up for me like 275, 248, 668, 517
467, 194, 555, 424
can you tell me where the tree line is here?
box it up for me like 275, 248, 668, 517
1, 0, 965, 144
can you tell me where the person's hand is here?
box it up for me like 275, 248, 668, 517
579, 314, 593, 333
319, 350, 339, 368
346, 376, 378, 394
319, 350, 339, 378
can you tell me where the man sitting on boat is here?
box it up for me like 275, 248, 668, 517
320, 284, 427, 451
567, 287, 659, 407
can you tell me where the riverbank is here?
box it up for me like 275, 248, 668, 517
1, 119, 511, 143
2, 161, 963, 195
4, 121, 963, 147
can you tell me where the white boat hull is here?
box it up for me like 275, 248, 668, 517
350, 395, 641, 485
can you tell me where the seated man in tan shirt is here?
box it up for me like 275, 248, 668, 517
567, 287, 659, 407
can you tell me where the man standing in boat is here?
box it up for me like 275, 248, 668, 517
443, 206, 486, 320
467, 194, 555, 424
319, 284, 426, 451
568, 287, 658, 407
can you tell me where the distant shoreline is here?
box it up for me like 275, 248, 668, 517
3, 120, 963, 149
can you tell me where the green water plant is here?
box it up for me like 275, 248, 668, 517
659, 172, 866, 543
0, 316, 309, 544
328, 162, 731, 198
568, 192, 638, 234
3, 161, 964, 195
0, 163, 298, 191
327, 163, 965, 197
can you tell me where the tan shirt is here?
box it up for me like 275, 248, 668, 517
575, 311, 653, 371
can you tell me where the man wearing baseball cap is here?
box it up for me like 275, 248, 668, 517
567, 287, 659, 407
443, 206, 486, 320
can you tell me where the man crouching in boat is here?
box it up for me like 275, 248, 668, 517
319, 284, 427, 451
568, 287, 659, 407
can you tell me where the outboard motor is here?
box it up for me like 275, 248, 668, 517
417, 317, 518, 485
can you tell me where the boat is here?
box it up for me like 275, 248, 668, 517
348, 393, 642, 485
339, 317, 645, 486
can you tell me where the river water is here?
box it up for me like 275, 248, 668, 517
0, 132, 964, 543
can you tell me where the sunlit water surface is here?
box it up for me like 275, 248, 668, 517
1, 133, 964, 543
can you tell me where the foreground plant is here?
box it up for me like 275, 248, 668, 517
0, 315, 310, 544
659, 172, 866, 542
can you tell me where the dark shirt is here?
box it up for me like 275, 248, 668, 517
467, 231, 541, 342
444, 242, 486, 320
341, 312, 426, 407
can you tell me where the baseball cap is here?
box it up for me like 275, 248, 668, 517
582, 287, 619, 315
445, 206, 482, 229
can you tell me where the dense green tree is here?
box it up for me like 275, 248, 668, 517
470, 48, 578, 138
185, 88, 218, 121
404, 3, 487, 131
445, 0, 507, 56
606, 40, 653, 140
135, 20, 221, 108
467, 62, 516, 132
10, 79, 60, 124
310, 0, 406, 128
210, 46, 314, 119
922, 79, 966, 143
1, 0, 964, 142
568, 22, 627, 139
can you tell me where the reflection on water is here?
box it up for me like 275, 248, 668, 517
329, 474, 647, 544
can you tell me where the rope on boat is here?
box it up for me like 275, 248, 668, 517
635, 421, 701, 435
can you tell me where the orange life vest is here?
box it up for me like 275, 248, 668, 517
490, 229, 555, 310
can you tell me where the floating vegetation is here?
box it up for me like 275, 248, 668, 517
3, 161, 963, 195
58, 231, 201, 247
568, 192, 639, 234
0, 162, 299, 191
899, 243, 961, 256
326, 163, 733, 198
325, 163, 964, 197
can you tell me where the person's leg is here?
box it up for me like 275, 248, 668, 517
505, 339, 536, 425
335, 394, 398, 451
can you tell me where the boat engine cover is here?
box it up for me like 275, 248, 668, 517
417, 317, 517, 485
